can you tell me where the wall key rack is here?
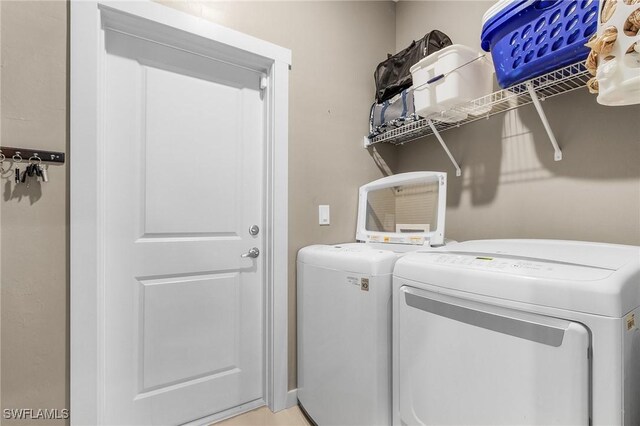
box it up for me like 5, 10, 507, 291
0, 146, 65, 164
0, 146, 65, 185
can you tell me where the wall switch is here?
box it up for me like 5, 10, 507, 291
319, 205, 330, 226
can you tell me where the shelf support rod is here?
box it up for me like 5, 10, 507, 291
526, 82, 562, 161
427, 119, 462, 177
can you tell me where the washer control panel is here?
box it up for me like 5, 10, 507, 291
416, 252, 613, 281
434, 254, 549, 271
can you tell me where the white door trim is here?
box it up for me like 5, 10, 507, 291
70, 2, 290, 424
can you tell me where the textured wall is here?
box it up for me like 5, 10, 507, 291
395, 0, 640, 245
1, 1, 68, 425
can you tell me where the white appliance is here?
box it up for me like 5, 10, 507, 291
392, 239, 640, 426
297, 172, 451, 426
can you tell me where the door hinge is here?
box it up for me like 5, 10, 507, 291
260, 75, 268, 94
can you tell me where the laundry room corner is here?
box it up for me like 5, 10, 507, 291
2, 1, 639, 424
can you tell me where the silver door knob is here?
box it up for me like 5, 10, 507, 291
241, 247, 260, 258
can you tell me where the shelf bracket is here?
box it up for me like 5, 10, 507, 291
526, 82, 562, 161
427, 119, 462, 177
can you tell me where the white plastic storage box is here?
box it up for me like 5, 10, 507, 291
410, 45, 494, 122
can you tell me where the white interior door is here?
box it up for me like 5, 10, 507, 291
397, 286, 591, 426
101, 24, 265, 425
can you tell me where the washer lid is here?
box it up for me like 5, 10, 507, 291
355, 172, 448, 247
395, 239, 640, 317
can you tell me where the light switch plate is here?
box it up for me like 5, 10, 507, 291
319, 205, 330, 226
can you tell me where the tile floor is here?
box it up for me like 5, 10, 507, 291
215, 405, 311, 426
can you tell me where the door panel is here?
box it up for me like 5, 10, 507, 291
143, 67, 242, 236
139, 273, 239, 392
103, 27, 264, 425
397, 286, 591, 426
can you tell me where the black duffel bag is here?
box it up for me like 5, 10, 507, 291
374, 30, 452, 103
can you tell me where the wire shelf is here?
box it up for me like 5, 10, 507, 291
367, 62, 590, 147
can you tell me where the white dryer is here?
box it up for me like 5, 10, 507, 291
392, 239, 640, 426
297, 172, 452, 426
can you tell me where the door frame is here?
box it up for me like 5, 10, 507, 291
70, 1, 291, 424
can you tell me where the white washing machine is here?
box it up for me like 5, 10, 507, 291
392, 239, 640, 426
297, 172, 452, 426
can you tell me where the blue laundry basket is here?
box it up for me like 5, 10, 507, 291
481, 0, 599, 88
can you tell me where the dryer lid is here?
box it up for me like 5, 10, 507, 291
356, 172, 447, 247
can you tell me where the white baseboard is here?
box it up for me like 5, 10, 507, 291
184, 399, 265, 425
181, 390, 297, 425
285, 389, 298, 409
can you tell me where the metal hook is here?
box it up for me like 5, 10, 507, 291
29, 154, 42, 165
12, 151, 22, 163
0, 150, 6, 174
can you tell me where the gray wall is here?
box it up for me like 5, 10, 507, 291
1, 1, 68, 425
395, 0, 640, 245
